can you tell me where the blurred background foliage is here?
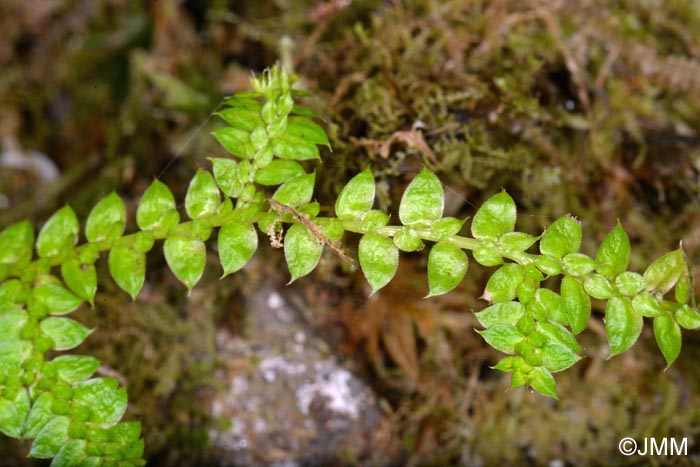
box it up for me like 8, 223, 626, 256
2, 0, 700, 465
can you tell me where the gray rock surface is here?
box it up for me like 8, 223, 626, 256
207, 284, 393, 466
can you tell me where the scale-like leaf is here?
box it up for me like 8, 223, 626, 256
85, 192, 126, 243
484, 264, 523, 302
540, 215, 581, 259
164, 236, 206, 292
358, 234, 399, 295
471, 191, 516, 240
137, 180, 179, 232
284, 224, 323, 282
654, 314, 681, 367
427, 242, 468, 297
595, 223, 630, 277
36, 206, 79, 258
285, 116, 330, 146
108, 247, 145, 300
272, 172, 315, 207
475, 302, 525, 328
40, 318, 92, 351
254, 160, 305, 186
212, 127, 251, 159
218, 222, 258, 276
606, 296, 643, 356
644, 249, 685, 295
0, 221, 34, 265
32, 284, 82, 316
335, 168, 375, 219
61, 259, 97, 304
561, 276, 590, 334
185, 169, 220, 219
398, 168, 444, 226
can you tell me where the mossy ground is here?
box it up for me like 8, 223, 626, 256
2, 0, 700, 465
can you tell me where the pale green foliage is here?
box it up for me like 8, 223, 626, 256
0, 64, 698, 465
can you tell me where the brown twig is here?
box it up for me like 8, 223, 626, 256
268, 198, 353, 263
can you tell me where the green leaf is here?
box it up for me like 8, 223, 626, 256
475, 302, 525, 328
615, 272, 647, 296
285, 116, 330, 146
29, 415, 69, 458
484, 264, 523, 303
492, 356, 520, 372
583, 274, 615, 300
218, 223, 258, 276
48, 355, 100, 383
360, 210, 390, 232
561, 253, 596, 277
36, 206, 79, 258
595, 223, 630, 277
0, 221, 34, 265
537, 321, 580, 353
137, 179, 180, 233
335, 168, 375, 219
473, 243, 503, 266
534, 255, 562, 275
222, 95, 262, 110
85, 192, 126, 243
73, 378, 127, 427
529, 367, 558, 399
254, 160, 305, 186
272, 172, 315, 207
61, 258, 97, 305
675, 275, 691, 304
605, 296, 643, 357
539, 215, 581, 259
317, 218, 345, 242
358, 234, 399, 295
426, 242, 468, 297
644, 249, 686, 295
0, 386, 29, 437
561, 276, 590, 334
430, 217, 465, 241
542, 342, 581, 372
534, 289, 567, 325
398, 168, 444, 226
25, 392, 54, 438
53, 439, 88, 467
631, 292, 663, 318
477, 325, 523, 354
471, 191, 516, 240
216, 107, 263, 132
108, 247, 145, 300
393, 227, 424, 252
212, 127, 251, 159
40, 318, 92, 351
272, 133, 320, 160
0, 339, 32, 365
498, 232, 538, 254
164, 237, 206, 291
676, 305, 700, 330
284, 224, 323, 283
209, 158, 241, 198
654, 314, 681, 367
517, 279, 537, 304
32, 284, 82, 316
0, 309, 26, 340
291, 103, 318, 117
185, 169, 220, 219
107, 421, 142, 446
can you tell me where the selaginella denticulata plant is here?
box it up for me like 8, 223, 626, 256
1, 65, 699, 466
